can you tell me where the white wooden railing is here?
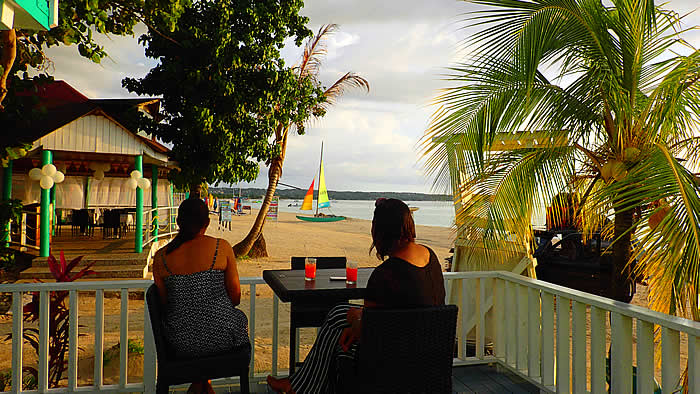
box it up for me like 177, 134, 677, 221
1, 272, 699, 393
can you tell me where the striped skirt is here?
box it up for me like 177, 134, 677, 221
289, 304, 359, 394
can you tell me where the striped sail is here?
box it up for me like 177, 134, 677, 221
318, 161, 330, 208
300, 179, 314, 210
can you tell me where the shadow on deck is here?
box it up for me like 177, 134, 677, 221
168, 364, 541, 393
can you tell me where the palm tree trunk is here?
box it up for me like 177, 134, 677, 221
233, 157, 282, 257
610, 208, 635, 302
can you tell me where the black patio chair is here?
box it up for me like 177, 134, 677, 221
288, 256, 347, 373
145, 285, 251, 394
338, 305, 458, 394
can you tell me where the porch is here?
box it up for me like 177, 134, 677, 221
1, 271, 698, 393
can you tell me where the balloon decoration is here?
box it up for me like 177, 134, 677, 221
28, 164, 66, 190
125, 169, 151, 190
89, 162, 111, 181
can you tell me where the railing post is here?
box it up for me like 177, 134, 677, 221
143, 288, 157, 393
38, 290, 50, 391
11, 291, 23, 391
476, 278, 485, 359
690, 335, 699, 394
94, 289, 105, 388
527, 287, 540, 380
119, 288, 129, 388
505, 281, 516, 367
590, 306, 607, 393
541, 292, 554, 388
493, 278, 505, 360
272, 295, 279, 376
68, 290, 79, 390
661, 327, 680, 393
20, 212, 26, 251
636, 320, 655, 394
555, 296, 570, 393
610, 312, 633, 394
249, 283, 256, 378
571, 301, 586, 393
151, 165, 158, 240
516, 284, 528, 372
459, 278, 469, 359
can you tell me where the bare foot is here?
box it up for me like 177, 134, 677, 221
267, 375, 295, 394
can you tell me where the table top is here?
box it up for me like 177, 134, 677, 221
262, 268, 373, 303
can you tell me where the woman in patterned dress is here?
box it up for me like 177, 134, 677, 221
267, 198, 445, 394
153, 198, 249, 394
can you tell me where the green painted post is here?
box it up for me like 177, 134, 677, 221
50, 187, 55, 236
2, 160, 13, 246
135, 155, 143, 253
151, 164, 158, 240
40, 150, 52, 257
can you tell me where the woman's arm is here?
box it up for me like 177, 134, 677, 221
223, 240, 242, 306
153, 250, 168, 304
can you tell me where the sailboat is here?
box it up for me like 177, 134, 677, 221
296, 142, 346, 222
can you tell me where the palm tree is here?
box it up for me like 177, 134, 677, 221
234, 24, 369, 258
422, 0, 700, 321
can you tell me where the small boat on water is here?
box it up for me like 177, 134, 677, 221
296, 142, 346, 222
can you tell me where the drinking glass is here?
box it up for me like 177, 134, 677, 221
305, 257, 317, 281
346, 260, 358, 285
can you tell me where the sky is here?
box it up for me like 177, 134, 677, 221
42, 0, 700, 194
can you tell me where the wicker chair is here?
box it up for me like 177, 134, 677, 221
339, 305, 458, 394
145, 285, 251, 394
288, 256, 347, 373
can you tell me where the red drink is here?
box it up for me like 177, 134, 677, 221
305, 262, 316, 280
346, 266, 358, 284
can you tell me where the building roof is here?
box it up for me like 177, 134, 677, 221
9, 80, 169, 157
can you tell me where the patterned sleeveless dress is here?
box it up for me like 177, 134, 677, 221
162, 239, 249, 358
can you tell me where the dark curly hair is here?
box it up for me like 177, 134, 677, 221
370, 198, 416, 259
165, 198, 210, 254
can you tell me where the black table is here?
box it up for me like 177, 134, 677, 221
263, 268, 374, 373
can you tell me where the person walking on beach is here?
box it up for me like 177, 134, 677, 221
153, 199, 249, 394
267, 198, 445, 394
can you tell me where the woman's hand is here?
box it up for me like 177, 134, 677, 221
339, 307, 363, 351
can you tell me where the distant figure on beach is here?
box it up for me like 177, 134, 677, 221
153, 199, 249, 394
267, 198, 445, 394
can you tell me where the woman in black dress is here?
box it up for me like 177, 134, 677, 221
267, 198, 445, 394
153, 199, 249, 394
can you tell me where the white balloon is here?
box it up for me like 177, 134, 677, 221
137, 177, 151, 190
28, 168, 43, 180
52, 171, 65, 183
94, 170, 104, 181
41, 164, 57, 177
126, 178, 138, 190
130, 170, 142, 179
101, 163, 111, 172
39, 175, 55, 190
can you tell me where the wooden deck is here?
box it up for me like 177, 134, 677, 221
169, 364, 541, 393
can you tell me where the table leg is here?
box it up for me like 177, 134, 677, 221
289, 325, 296, 375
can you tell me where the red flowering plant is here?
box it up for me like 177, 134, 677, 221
5, 252, 94, 389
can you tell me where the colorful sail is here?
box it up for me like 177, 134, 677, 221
318, 161, 330, 208
300, 179, 315, 210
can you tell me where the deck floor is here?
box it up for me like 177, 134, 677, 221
169, 364, 541, 393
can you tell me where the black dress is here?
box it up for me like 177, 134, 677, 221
288, 245, 445, 394
162, 239, 249, 358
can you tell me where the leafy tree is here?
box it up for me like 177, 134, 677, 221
0, 0, 189, 160
234, 24, 369, 257
423, 0, 700, 320
123, 0, 325, 199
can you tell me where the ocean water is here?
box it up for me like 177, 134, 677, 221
276, 199, 456, 228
